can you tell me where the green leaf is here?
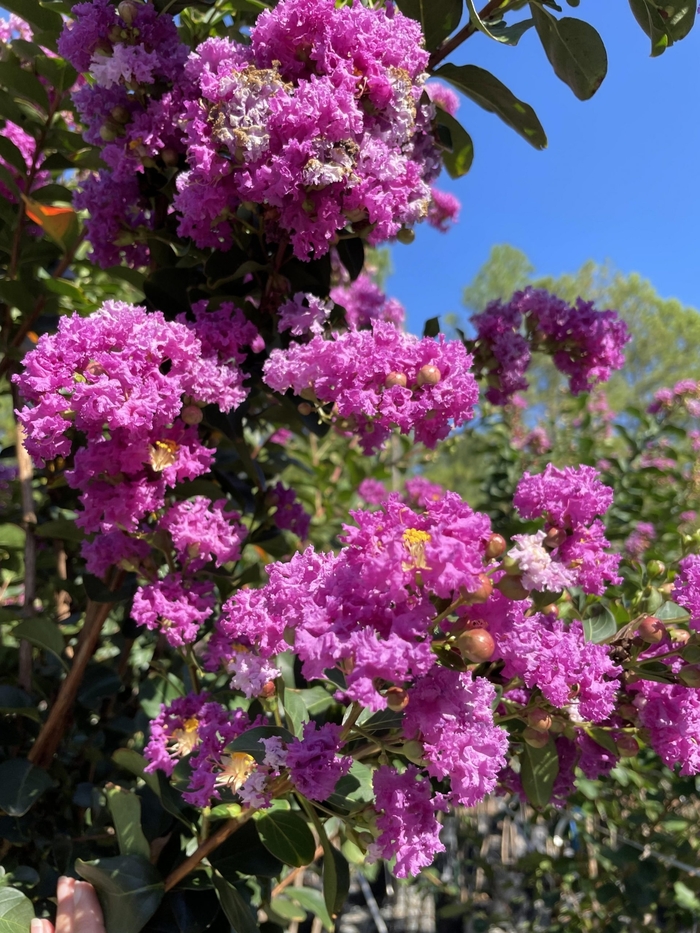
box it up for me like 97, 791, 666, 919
75, 856, 164, 933
0, 0, 63, 33
12, 616, 67, 669
674, 880, 700, 914
227, 726, 295, 763
423, 316, 440, 338
83, 572, 138, 604
287, 887, 333, 932
434, 63, 547, 149
106, 786, 151, 860
35, 518, 86, 543
520, 738, 559, 808
655, 600, 690, 622
0, 136, 27, 174
212, 872, 259, 933
395, 0, 463, 50
112, 749, 193, 829
270, 897, 307, 923
0, 525, 25, 550
586, 727, 619, 756
0, 63, 49, 111
486, 18, 535, 45
628, 0, 673, 55
582, 604, 617, 643
0, 281, 35, 316
0, 887, 35, 933
282, 689, 309, 738
335, 237, 365, 282
255, 810, 316, 868
465, 0, 514, 42
302, 804, 349, 918
530, 5, 608, 100
0, 758, 53, 817
435, 108, 474, 178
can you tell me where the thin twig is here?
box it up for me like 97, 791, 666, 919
164, 809, 257, 892
12, 396, 37, 692
28, 571, 123, 769
428, 0, 508, 70
271, 845, 325, 898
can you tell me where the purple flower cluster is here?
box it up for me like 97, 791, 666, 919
673, 554, 700, 632
471, 288, 629, 405
61, 0, 454, 265
59, 0, 190, 266
264, 322, 478, 452
510, 464, 621, 595
0, 121, 50, 202
635, 681, 700, 775
625, 521, 656, 558
648, 379, 700, 416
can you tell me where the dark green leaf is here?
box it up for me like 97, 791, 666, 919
31, 183, 74, 203
582, 604, 617, 643
12, 617, 66, 667
76, 856, 164, 933
255, 810, 316, 868
35, 518, 86, 543
486, 17, 535, 44
520, 738, 559, 807
0, 758, 53, 817
423, 316, 440, 338
302, 805, 349, 918
395, 0, 463, 50
0, 136, 27, 174
434, 63, 547, 149
628, 0, 672, 55
335, 237, 365, 281
212, 872, 259, 933
435, 108, 474, 178
83, 571, 138, 604
635, 659, 676, 684
112, 749, 193, 829
0, 281, 36, 315
530, 5, 607, 99
106, 786, 151, 860
0, 887, 35, 933
0, 0, 63, 33
586, 727, 619, 756
227, 726, 295, 763
209, 819, 283, 879
0, 63, 49, 111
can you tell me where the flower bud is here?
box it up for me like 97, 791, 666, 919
398, 740, 425, 764
99, 123, 119, 142
647, 559, 666, 579
385, 371, 408, 389
523, 726, 550, 748
679, 665, 700, 688
636, 615, 666, 644
110, 105, 130, 125
541, 603, 559, 618
617, 703, 638, 720
396, 227, 415, 244
544, 527, 566, 549
181, 405, 203, 426
463, 573, 493, 605
117, 0, 141, 24
161, 147, 179, 167
527, 708, 552, 732
259, 681, 276, 699
385, 686, 409, 712
616, 734, 639, 757
416, 364, 441, 387
485, 533, 507, 560
298, 402, 313, 416
670, 628, 691, 645
496, 574, 530, 601
456, 628, 495, 663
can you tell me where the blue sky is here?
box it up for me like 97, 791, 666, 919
389, 4, 700, 335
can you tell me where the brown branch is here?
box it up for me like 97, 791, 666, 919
270, 845, 325, 898
164, 809, 257, 892
28, 572, 122, 769
428, 0, 508, 70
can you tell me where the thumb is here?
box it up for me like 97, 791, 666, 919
31, 921, 54, 933
72, 881, 106, 933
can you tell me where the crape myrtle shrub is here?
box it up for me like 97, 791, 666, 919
0, 0, 697, 930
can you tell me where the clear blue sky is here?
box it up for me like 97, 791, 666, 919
389, 4, 700, 334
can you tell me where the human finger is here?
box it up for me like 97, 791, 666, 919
30, 919, 54, 933
73, 881, 106, 933
55, 876, 76, 933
